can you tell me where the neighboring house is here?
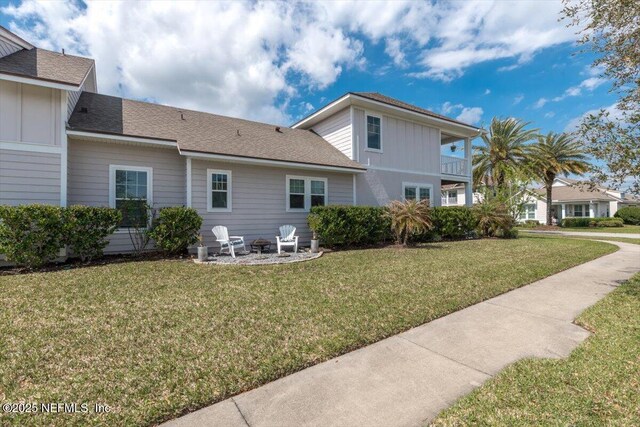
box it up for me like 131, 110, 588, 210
519, 178, 639, 223
0, 27, 480, 254
440, 183, 466, 207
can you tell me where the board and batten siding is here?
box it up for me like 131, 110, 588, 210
67, 139, 186, 253
1, 80, 63, 146
190, 159, 354, 248
310, 107, 352, 159
0, 149, 61, 205
355, 168, 441, 207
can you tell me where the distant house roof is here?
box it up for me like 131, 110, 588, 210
68, 92, 365, 172
441, 183, 465, 190
352, 92, 478, 129
533, 183, 618, 202
0, 47, 94, 88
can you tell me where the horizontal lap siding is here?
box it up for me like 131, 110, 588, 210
0, 149, 61, 205
191, 159, 353, 248
356, 169, 440, 207
311, 107, 352, 159
67, 139, 186, 253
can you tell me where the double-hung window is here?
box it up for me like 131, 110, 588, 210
519, 204, 536, 220
207, 169, 232, 212
403, 183, 432, 204
109, 165, 153, 228
366, 114, 382, 151
573, 204, 589, 217
286, 175, 327, 212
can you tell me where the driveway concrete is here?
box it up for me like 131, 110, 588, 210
162, 241, 640, 427
524, 229, 640, 239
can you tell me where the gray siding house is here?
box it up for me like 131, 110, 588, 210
0, 27, 481, 254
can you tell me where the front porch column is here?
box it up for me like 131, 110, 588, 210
464, 181, 473, 207
561, 204, 566, 219
464, 137, 472, 178
589, 202, 595, 218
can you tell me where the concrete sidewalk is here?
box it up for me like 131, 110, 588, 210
163, 241, 640, 427
524, 229, 640, 239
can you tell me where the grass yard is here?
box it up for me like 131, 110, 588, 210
431, 272, 640, 427
0, 236, 616, 426
520, 230, 640, 246
558, 224, 640, 233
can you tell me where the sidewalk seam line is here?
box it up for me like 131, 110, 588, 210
483, 300, 571, 323
396, 335, 493, 378
231, 397, 251, 427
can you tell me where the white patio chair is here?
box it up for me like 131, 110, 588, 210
212, 226, 245, 258
276, 224, 299, 254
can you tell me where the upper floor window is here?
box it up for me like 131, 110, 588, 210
286, 175, 328, 212
366, 114, 382, 151
207, 169, 232, 212
109, 165, 153, 228
403, 182, 432, 204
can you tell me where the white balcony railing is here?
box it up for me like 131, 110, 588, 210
441, 155, 468, 176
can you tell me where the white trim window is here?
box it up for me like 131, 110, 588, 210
207, 169, 232, 212
365, 113, 382, 152
286, 175, 328, 212
572, 204, 589, 217
519, 203, 536, 220
402, 182, 433, 204
109, 165, 153, 228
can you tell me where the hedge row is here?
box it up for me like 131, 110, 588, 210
308, 205, 478, 248
614, 206, 640, 225
560, 217, 624, 228
0, 205, 121, 268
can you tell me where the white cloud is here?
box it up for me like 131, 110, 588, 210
1, 0, 581, 122
513, 95, 524, 105
544, 111, 555, 118
484, 88, 491, 95
550, 76, 608, 103
534, 98, 548, 109
456, 107, 484, 125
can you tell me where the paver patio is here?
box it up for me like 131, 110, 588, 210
162, 241, 640, 427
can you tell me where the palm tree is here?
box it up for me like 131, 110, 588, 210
385, 199, 432, 246
529, 132, 590, 225
473, 117, 538, 190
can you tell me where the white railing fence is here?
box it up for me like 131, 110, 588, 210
441, 155, 468, 176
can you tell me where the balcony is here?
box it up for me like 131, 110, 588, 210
441, 155, 468, 176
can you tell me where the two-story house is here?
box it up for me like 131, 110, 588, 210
0, 27, 481, 254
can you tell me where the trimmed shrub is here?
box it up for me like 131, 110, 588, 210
0, 204, 65, 269
147, 207, 202, 254
308, 205, 391, 248
560, 217, 624, 228
520, 220, 540, 228
414, 206, 477, 242
614, 206, 640, 225
64, 205, 121, 262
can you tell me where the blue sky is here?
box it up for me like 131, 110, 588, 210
0, 0, 617, 136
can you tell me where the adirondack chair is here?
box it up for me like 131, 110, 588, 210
212, 226, 245, 258
276, 224, 298, 254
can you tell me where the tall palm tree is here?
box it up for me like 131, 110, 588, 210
473, 117, 538, 190
529, 132, 590, 225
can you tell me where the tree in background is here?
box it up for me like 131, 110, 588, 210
562, 0, 639, 194
529, 132, 590, 225
472, 117, 538, 190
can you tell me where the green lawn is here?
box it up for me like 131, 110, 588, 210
520, 230, 640, 245
559, 224, 640, 233
0, 237, 616, 426
431, 273, 640, 427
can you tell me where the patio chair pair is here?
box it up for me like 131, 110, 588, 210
212, 224, 299, 258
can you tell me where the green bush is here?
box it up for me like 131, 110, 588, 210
0, 204, 66, 269
64, 205, 121, 262
414, 206, 477, 242
473, 199, 516, 238
520, 219, 540, 228
308, 205, 391, 248
614, 206, 640, 225
148, 207, 202, 254
561, 217, 624, 228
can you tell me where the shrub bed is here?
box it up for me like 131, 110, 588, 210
0, 204, 123, 268
414, 206, 478, 242
614, 206, 640, 225
520, 219, 541, 228
308, 205, 391, 248
560, 217, 624, 228
148, 207, 202, 254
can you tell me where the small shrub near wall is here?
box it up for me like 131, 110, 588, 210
308, 205, 391, 248
0, 204, 66, 269
148, 207, 203, 254
413, 206, 478, 242
561, 217, 624, 228
614, 206, 640, 225
64, 205, 122, 262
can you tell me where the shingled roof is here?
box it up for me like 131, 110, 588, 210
0, 47, 94, 87
532, 184, 617, 202
352, 92, 480, 128
68, 92, 365, 171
